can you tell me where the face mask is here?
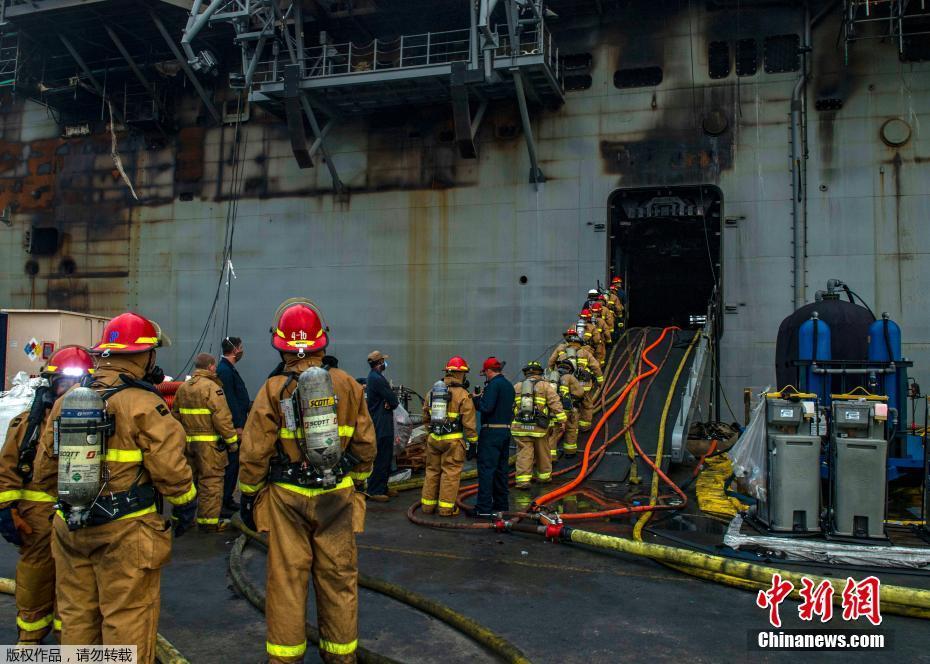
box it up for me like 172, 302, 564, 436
462, 378, 471, 390
235, 349, 244, 362
145, 365, 166, 385
382, 360, 388, 370
54, 378, 78, 397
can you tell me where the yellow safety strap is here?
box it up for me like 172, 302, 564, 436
552, 412, 567, 422
186, 434, 221, 442
117, 505, 158, 521
266, 641, 307, 658
515, 475, 532, 483
466, 435, 478, 443
53, 618, 61, 631
179, 408, 211, 415
105, 448, 143, 463
166, 484, 197, 506
17, 613, 54, 632
349, 470, 371, 481
319, 639, 358, 656
438, 500, 455, 509
20, 490, 56, 503
578, 420, 591, 427
536, 472, 552, 480
563, 443, 578, 450
512, 429, 548, 437
224, 434, 239, 444
239, 480, 266, 494
430, 432, 464, 441
447, 412, 460, 419
274, 475, 353, 499
420, 498, 437, 506
596, 376, 604, 383
55, 504, 157, 523
197, 517, 219, 525
0, 489, 22, 503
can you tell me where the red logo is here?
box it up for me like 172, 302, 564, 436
85, 451, 96, 459
757, 574, 882, 627
756, 573, 794, 628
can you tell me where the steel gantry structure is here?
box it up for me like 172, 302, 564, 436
180, 0, 565, 190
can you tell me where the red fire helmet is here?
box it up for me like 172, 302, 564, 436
445, 356, 470, 372
271, 298, 329, 353
92, 313, 167, 354
43, 345, 95, 378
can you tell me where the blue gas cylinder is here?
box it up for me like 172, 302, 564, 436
799, 313, 831, 402
868, 312, 903, 418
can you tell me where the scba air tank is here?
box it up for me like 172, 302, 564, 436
798, 312, 831, 404
297, 367, 343, 472
56, 387, 106, 509
868, 312, 904, 418
429, 380, 449, 425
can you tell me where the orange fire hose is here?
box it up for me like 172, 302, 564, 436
530, 327, 678, 510
453, 330, 663, 512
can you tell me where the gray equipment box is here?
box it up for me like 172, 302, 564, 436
830, 400, 887, 539
760, 398, 822, 533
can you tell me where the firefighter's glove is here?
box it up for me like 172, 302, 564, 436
171, 499, 198, 538
0, 506, 23, 546
240, 493, 257, 532
466, 441, 478, 461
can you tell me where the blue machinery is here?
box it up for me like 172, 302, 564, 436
795, 310, 922, 483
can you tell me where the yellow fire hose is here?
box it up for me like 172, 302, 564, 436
632, 331, 700, 540
0, 577, 189, 663
231, 519, 532, 664
566, 528, 930, 619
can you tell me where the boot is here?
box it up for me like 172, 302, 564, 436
198, 519, 230, 533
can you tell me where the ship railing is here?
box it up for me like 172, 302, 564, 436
493, 22, 562, 84
252, 28, 472, 85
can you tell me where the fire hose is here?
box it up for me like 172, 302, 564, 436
0, 577, 189, 664
390, 330, 637, 494
408, 328, 672, 529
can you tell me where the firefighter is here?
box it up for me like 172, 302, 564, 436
512, 362, 565, 489
592, 301, 612, 346
609, 276, 626, 310
421, 356, 478, 517
0, 346, 94, 644
597, 293, 617, 336
172, 353, 239, 532
30, 313, 197, 664
580, 308, 606, 365
548, 328, 603, 436
547, 359, 585, 462
238, 298, 376, 664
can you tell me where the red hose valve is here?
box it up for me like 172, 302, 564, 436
544, 523, 564, 541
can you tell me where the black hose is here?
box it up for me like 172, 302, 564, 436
231, 520, 533, 664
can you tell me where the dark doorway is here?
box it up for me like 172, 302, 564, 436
609, 186, 722, 329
